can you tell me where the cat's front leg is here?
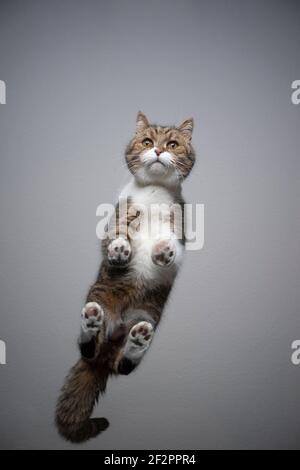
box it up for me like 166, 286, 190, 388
104, 204, 139, 268
151, 238, 180, 267
107, 237, 132, 267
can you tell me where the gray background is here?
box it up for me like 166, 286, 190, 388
0, 0, 299, 450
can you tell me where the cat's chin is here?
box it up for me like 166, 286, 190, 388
134, 167, 179, 188
148, 161, 167, 174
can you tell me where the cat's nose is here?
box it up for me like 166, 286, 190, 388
155, 148, 163, 156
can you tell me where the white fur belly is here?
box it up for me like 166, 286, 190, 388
120, 180, 184, 284
131, 222, 178, 283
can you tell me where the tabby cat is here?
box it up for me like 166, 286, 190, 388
56, 112, 195, 442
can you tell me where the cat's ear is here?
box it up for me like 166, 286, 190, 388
178, 118, 194, 141
136, 111, 150, 134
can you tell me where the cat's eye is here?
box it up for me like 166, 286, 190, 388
142, 138, 153, 148
167, 140, 178, 149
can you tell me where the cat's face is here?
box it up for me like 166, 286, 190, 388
125, 112, 195, 186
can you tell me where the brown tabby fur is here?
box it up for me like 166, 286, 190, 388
56, 113, 195, 442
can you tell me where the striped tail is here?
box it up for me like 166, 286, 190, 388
55, 359, 109, 443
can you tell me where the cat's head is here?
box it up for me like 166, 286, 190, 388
125, 112, 195, 186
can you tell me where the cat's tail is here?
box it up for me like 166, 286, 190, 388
55, 359, 109, 443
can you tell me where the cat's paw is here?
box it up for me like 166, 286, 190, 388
107, 237, 131, 267
81, 302, 104, 334
151, 239, 176, 267
128, 321, 154, 349
118, 321, 154, 375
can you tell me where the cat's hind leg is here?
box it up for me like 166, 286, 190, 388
117, 321, 154, 375
79, 302, 105, 360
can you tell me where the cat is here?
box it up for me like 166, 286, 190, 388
56, 112, 195, 442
